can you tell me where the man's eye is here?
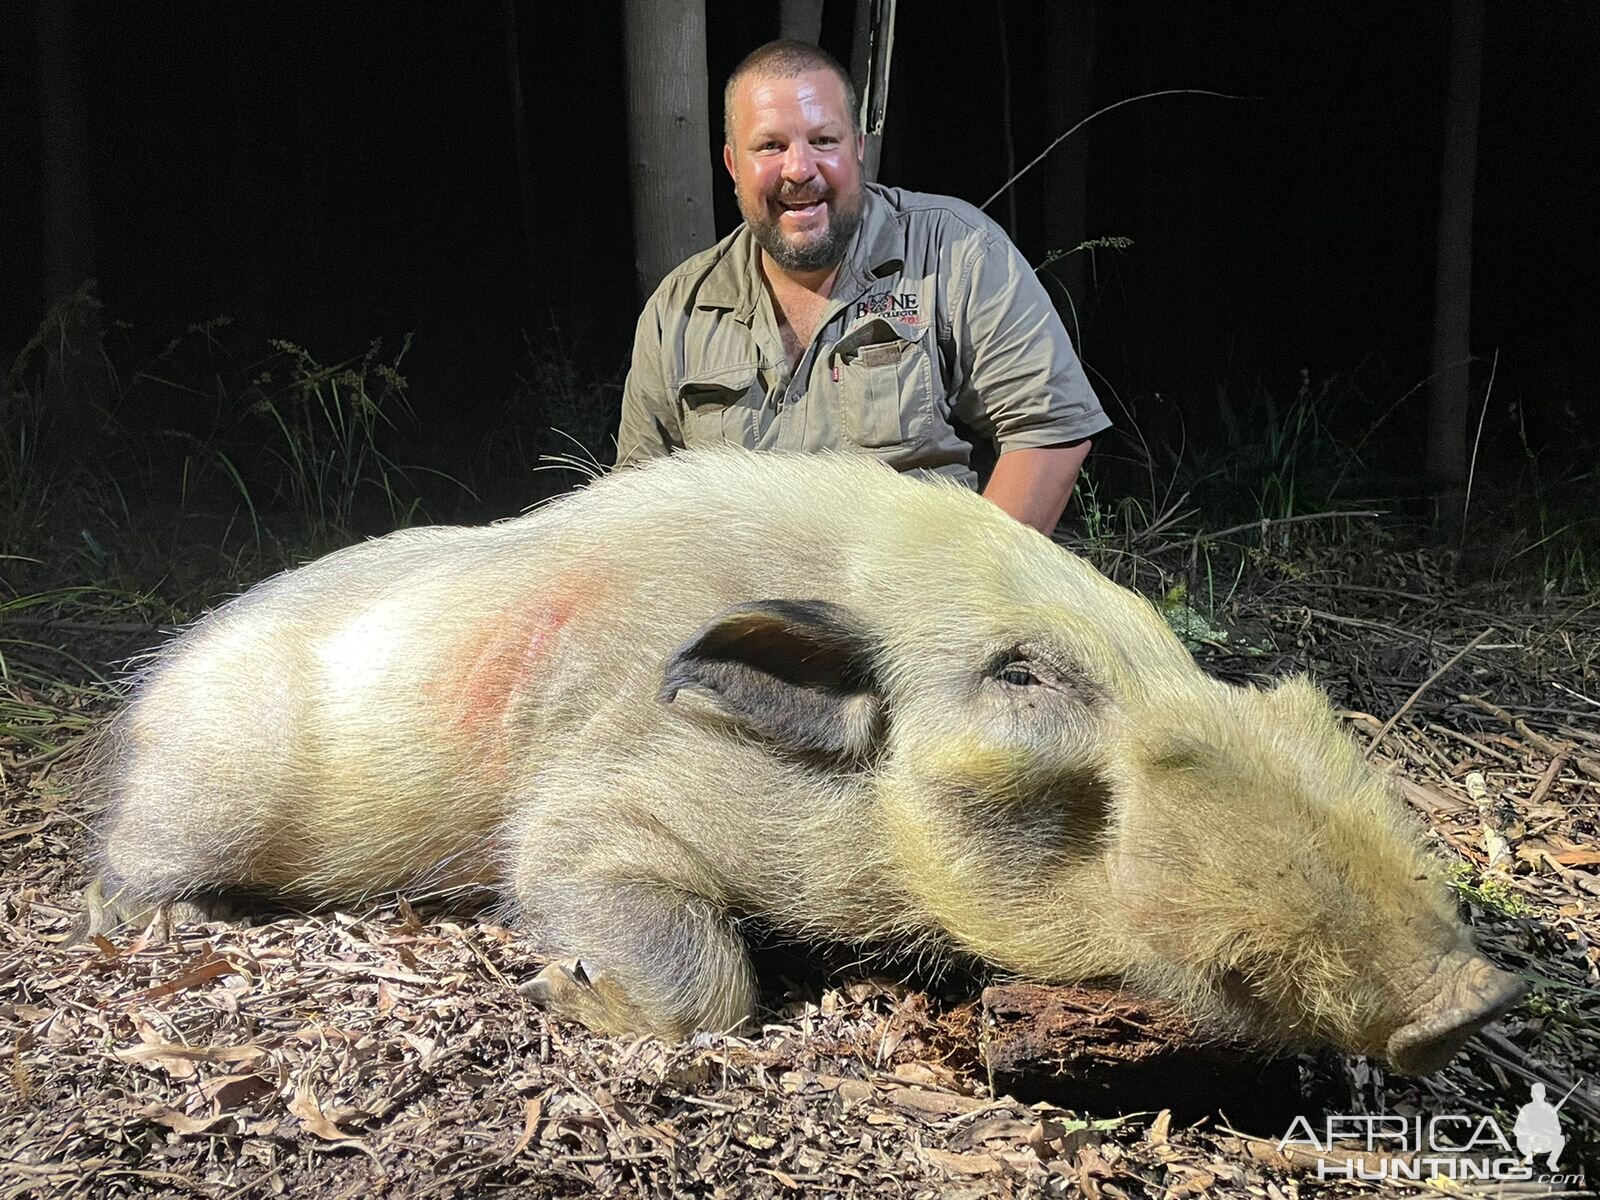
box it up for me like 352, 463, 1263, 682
814, 137, 838, 147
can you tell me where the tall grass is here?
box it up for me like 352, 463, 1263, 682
1066, 368, 1397, 640
0, 587, 137, 761
2, 298, 472, 602
242, 335, 435, 553
482, 326, 619, 506
0, 285, 119, 568
1481, 397, 1600, 595
1199, 367, 1363, 529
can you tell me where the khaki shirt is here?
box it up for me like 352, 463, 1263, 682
617, 183, 1110, 488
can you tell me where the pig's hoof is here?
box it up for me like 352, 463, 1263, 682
69, 877, 156, 944
521, 958, 666, 1038
69, 878, 239, 946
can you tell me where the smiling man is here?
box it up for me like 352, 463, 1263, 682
617, 40, 1110, 535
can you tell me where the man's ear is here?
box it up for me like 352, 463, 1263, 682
661, 600, 883, 761
856, 131, 866, 164
723, 142, 737, 182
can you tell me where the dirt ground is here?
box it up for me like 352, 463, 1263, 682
3, 536, 1598, 1198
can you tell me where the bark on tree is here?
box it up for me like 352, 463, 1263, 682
849, 0, 896, 184
37, 0, 95, 306
1428, 0, 1485, 542
501, 0, 539, 314
982, 983, 1299, 1124
1045, 1, 1096, 338
779, 0, 825, 45
622, 0, 716, 303
35, 0, 105, 446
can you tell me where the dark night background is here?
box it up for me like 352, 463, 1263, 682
2, 1, 1596, 524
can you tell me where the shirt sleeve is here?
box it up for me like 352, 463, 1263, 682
949, 230, 1111, 452
615, 299, 682, 468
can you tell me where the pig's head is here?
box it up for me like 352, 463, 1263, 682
872, 513, 1529, 1074
661, 489, 1523, 1073
1095, 674, 1527, 1074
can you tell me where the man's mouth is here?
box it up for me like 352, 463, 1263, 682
776, 196, 828, 222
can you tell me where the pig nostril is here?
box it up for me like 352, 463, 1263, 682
1386, 970, 1528, 1074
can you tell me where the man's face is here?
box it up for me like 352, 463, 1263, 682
723, 69, 866, 275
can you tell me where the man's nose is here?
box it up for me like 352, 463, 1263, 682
781, 142, 816, 181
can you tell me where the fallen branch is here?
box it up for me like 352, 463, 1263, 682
980, 983, 1296, 1124
1367, 628, 1496, 758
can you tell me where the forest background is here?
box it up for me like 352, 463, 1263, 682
4, 0, 1597, 599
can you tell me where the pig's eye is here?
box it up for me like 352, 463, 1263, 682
996, 664, 1041, 688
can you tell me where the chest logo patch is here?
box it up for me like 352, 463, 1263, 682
855, 291, 922, 325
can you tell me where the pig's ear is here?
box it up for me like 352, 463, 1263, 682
661, 600, 882, 760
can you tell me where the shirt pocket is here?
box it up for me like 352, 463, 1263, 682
830, 319, 933, 450
676, 363, 760, 448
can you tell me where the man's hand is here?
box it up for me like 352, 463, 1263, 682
981, 441, 1093, 535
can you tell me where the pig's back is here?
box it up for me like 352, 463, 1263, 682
103, 452, 1000, 899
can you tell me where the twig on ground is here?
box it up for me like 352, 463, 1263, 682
1528, 752, 1572, 808
1367, 629, 1496, 758
1144, 510, 1384, 558
1459, 694, 1600, 783
1425, 721, 1520, 766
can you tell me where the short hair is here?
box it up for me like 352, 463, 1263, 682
723, 40, 859, 146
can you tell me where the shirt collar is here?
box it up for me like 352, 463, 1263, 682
696, 183, 905, 323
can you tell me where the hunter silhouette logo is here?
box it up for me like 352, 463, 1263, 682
1514, 1081, 1576, 1170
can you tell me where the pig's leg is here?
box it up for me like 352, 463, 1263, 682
79, 645, 304, 940
511, 825, 758, 1038
79, 824, 252, 941
79, 769, 268, 941
519, 888, 757, 1037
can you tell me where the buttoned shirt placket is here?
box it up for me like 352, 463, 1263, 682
754, 256, 887, 453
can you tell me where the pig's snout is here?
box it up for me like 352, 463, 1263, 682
1385, 953, 1526, 1075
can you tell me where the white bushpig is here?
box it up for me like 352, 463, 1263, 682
83, 450, 1523, 1072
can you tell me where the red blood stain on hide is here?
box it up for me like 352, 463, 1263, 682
447, 582, 593, 780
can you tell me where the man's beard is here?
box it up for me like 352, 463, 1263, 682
744, 182, 864, 273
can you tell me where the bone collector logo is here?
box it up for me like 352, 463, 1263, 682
854, 291, 921, 324
1279, 1082, 1587, 1184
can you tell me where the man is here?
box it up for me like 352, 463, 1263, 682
1513, 1082, 1566, 1170
617, 40, 1110, 535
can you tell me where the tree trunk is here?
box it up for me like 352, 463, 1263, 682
779, 0, 824, 45
850, 0, 897, 184
37, 0, 95, 307
1428, 0, 1485, 542
35, 0, 105, 448
501, 0, 539, 316
622, 0, 715, 303
1045, 1, 1095, 326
